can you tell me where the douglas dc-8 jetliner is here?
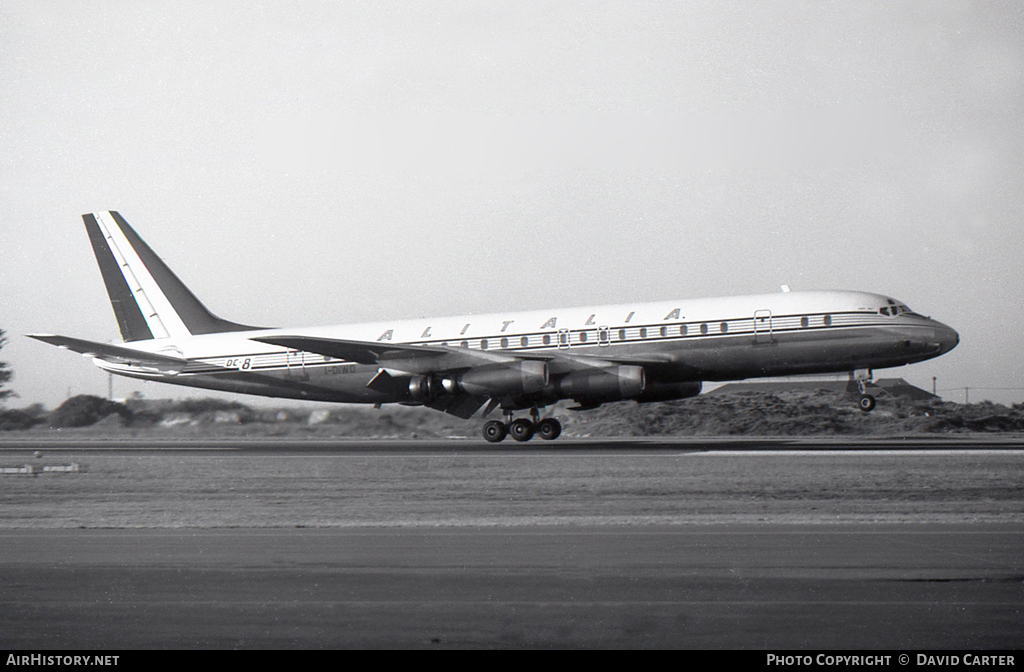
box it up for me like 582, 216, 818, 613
31, 212, 959, 442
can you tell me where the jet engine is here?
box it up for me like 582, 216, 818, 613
452, 361, 549, 396
406, 362, 548, 401
407, 374, 444, 401
555, 366, 646, 401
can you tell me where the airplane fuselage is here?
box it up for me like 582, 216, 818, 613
94, 289, 959, 407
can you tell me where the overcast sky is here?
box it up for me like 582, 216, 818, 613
1, 1, 1022, 408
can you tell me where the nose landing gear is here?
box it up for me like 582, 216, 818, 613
851, 369, 876, 412
481, 408, 562, 443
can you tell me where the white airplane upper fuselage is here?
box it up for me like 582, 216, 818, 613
96, 289, 959, 395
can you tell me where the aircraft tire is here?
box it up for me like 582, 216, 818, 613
858, 394, 876, 412
536, 418, 562, 441
482, 420, 507, 443
509, 418, 535, 442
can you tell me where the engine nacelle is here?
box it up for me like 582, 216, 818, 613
454, 361, 549, 396
634, 381, 702, 403
556, 366, 646, 401
408, 374, 443, 401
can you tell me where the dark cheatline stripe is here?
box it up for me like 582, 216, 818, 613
108, 211, 264, 335
83, 213, 153, 342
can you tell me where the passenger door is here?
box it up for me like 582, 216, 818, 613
754, 310, 773, 344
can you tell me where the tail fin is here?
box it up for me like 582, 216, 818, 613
83, 211, 262, 341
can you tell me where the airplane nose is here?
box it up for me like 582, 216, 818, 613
933, 323, 959, 354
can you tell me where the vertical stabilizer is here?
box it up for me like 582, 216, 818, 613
83, 211, 261, 342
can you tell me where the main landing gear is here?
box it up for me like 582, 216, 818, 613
482, 408, 562, 443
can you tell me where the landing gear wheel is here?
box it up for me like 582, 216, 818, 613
482, 420, 508, 443
858, 394, 876, 412
509, 418, 535, 442
536, 418, 562, 441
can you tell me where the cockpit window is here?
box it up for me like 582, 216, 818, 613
880, 301, 916, 317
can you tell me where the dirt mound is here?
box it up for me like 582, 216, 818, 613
565, 390, 1024, 437
48, 395, 132, 428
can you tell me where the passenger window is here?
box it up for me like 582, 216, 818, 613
824, 315, 832, 326
700, 323, 708, 335
543, 334, 551, 345
720, 322, 728, 333
521, 336, 529, 347
660, 326, 667, 337
480, 339, 488, 350
680, 324, 688, 336
460, 340, 469, 348
801, 316, 809, 328
639, 327, 647, 338
580, 331, 588, 343
619, 329, 627, 340
500, 337, 508, 349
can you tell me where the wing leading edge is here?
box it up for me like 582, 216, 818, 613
251, 334, 554, 373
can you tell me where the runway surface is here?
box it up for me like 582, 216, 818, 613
2, 526, 1022, 649
1, 437, 1022, 648
2, 435, 1023, 452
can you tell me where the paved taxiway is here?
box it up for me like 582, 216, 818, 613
1, 437, 1022, 648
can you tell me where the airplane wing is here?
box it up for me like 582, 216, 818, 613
250, 335, 675, 420
555, 351, 678, 368
251, 335, 449, 365
27, 334, 188, 370
253, 334, 556, 419
251, 334, 553, 374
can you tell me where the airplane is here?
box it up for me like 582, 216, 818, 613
30, 211, 960, 442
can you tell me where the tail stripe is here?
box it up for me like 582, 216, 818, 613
83, 214, 154, 342
105, 229, 170, 338
93, 212, 187, 338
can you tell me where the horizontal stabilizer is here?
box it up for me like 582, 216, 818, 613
27, 334, 188, 367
